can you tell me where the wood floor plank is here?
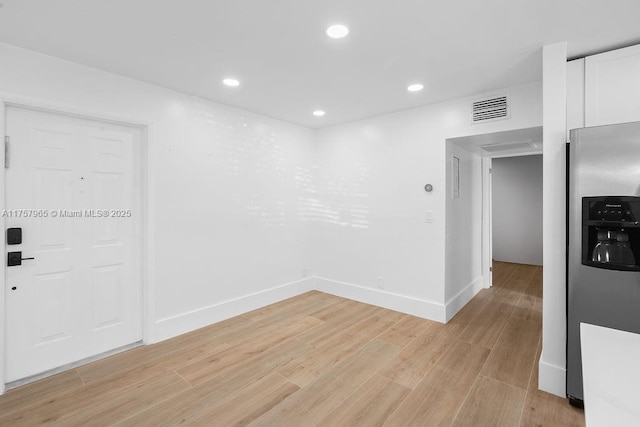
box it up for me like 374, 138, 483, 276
0, 370, 84, 418
242, 291, 341, 323
520, 340, 585, 427
76, 344, 156, 382
317, 374, 410, 427
188, 373, 300, 427
84, 340, 231, 391
1, 371, 189, 426
296, 303, 379, 346
512, 263, 538, 278
511, 270, 542, 324
77, 314, 251, 383
376, 315, 431, 348
345, 315, 396, 340
54, 372, 190, 426
511, 293, 543, 324
241, 290, 319, 320
373, 307, 410, 323
307, 298, 364, 321
452, 375, 527, 426
480, 316, 541, 389
458, 300, 514, 349
282, 311, 398, 387
521, 388, 585, 427
450, 288, 493, 324
278, 332, 374, 387
216, 309, 315, 348
491, 261, 517, 287
116, 338, 312, 426
384, 340, 490, 426
527, 266, 543, 298
176, 316, 321, 385
251, 340, 400, 426
379, 321, 466, 389
502, 263, 538, 293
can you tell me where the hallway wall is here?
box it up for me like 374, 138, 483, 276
492, 155, 543, 266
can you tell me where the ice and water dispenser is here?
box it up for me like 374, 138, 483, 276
582, 196, 640, 271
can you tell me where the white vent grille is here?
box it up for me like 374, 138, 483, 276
471, 95, 510, 123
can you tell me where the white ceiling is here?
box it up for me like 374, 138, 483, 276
1, 1, 639, 128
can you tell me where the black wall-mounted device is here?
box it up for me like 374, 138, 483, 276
7, 227, 22, 245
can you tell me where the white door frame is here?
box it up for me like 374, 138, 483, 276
481, 157, 493, 288
481, 151, 543, 289
0, 96, 157, 394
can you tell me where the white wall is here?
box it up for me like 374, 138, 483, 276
444, 143, 483, 319
541, 42, 568, 398
311, 81, 542, 321
492, 155, 543, 266
0, 43, 316, 343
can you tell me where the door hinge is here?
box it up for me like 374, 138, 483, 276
4, 135, 9, 169
489, 266, 493, 272
489, 168, 492, 174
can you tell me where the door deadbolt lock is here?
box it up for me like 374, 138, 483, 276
7, 251, 35, 267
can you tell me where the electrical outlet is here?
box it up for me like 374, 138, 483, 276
302, 268, 309, 278
377, 277, 384, 289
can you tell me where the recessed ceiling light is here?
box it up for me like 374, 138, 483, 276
407, 83, 424, 92
326, 24, 349, 39
313, 110, 326, 117
223, 78, 240, 87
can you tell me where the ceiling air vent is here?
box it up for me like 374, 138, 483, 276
471, 95, 510, 124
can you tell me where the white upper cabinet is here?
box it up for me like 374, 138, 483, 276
567, 58, 585, 138
585, 44, 640, 126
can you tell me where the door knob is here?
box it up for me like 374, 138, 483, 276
7, 251, 35, 267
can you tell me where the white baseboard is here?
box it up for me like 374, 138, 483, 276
156, 275, 460, 343
444, 276, 484, 322
313, 277, 446, 323
154, 277, 316, 342
538, 358, 566, 397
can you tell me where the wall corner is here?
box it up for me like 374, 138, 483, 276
541, 42, 569, 397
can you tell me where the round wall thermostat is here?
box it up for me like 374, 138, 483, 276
424, 184, 433, 192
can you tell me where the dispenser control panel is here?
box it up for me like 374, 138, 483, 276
582, 196, 640, 271
588, 200, 638, 223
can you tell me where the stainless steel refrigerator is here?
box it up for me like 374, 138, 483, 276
567, 121, 640, 406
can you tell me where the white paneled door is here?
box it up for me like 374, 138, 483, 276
4, 106, 142, 383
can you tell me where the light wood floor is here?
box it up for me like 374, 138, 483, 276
0, 262, 585, 426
